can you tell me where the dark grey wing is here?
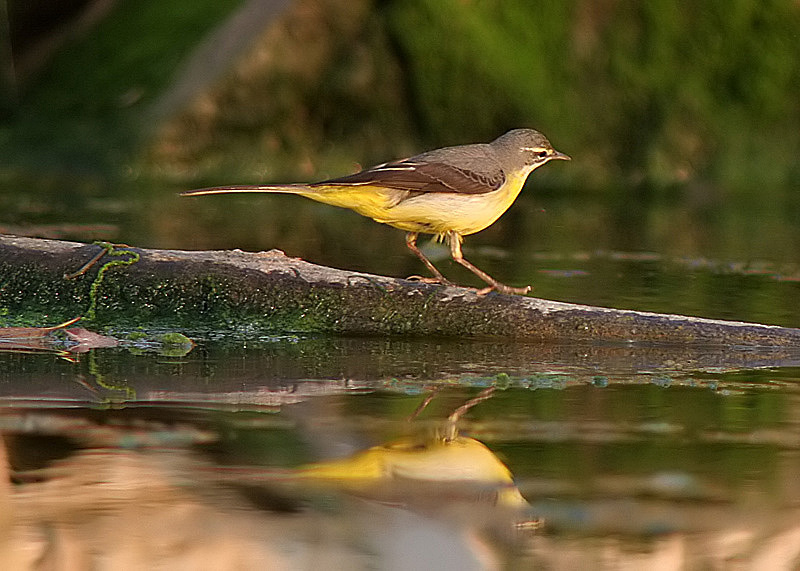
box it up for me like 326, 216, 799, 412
311, 156, 505, 195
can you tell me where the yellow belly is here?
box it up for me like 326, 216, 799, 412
303, 171, 529, 237
373, 187, 519, 235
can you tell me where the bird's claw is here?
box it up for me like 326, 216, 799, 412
406, 275, 453, 286
476, 284, 531, 296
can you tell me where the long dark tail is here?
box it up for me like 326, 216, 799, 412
181, 185, 310, 197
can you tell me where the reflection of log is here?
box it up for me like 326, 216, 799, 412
1, 234, 800, 345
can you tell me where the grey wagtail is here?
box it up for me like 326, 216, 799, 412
182, 129, 570, 294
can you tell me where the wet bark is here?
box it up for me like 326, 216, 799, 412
1, 234, 799, 346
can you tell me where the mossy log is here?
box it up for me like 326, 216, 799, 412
1, 234, 799, 346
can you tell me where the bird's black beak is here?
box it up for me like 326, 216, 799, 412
552, 150, 571, 161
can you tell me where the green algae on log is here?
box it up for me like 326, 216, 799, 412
1, 234, 799, 345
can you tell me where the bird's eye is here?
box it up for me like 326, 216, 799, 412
523, 147, 551, 162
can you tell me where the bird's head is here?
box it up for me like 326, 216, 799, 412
492, 129, 570, 171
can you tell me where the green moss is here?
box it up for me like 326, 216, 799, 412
158, 332, 193, 345
126, 331, 148, 341
494, 373, 512, 390
83, 242, 141, 321
0, 263, 87, 326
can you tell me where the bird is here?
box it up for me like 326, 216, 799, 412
182, 129, 570, 295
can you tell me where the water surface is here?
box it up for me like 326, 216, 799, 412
2, 337, 799, 568
1, 181, 799, 567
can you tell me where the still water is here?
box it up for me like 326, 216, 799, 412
1, 184, 800, 568
2, 336, 800, 569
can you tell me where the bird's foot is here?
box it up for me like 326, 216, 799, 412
406, 275, 454, 286
476, 283, 531, 296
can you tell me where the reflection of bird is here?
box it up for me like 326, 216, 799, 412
183, 129, 569, 294
296, 435, 530, 510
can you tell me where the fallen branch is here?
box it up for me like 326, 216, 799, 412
1, 234, 799, 346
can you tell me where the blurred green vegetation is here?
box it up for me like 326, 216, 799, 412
0, 0, 241, 174
385, 0, 800, 191
2, 0, 798, 190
